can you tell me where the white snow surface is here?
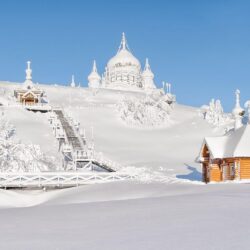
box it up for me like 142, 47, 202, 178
0, 81, 249, 250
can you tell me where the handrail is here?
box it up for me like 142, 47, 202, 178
0, 171, 137, 188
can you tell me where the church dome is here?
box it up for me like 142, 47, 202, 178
107, 33, 141, 70
103, 33, 143, 89
88, 60, 101, 88
142, 58, 156, 90
107, 48, 141, 69
88, 70, 101, 82
88, 60, 101, 82
142, 58, 154, 79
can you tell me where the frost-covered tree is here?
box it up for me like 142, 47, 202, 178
200, 99, 231, 126
116, 96, 171, 128
0, 113, 58, 172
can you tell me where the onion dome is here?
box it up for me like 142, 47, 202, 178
88, 60, 101, 88
107, 33, 141, 70
142, 58, 154, 79
142, 58, 156, 89
88, 60, 101, 82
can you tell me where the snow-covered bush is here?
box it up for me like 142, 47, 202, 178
0, 119, 15, 139
199, 99, 232, 126
0, 142, 57, 172
116, 96, 171, 128
0, 113, 57, 172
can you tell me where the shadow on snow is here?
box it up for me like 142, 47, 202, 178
176, 164, 202, 181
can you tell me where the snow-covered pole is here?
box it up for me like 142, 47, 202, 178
74, 159, 77, 171
235, 89, 241, 109
165, 82, 169, 93
70, 75, 75, 88
91, 126, 94, 142
233, 90, 244, 130
165, 82, 171, 94
91, 126, 94, 153
162, 81, 165, 93
232, 89, 244, 118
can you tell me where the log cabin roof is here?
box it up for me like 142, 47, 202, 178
14, 84, 43, 94
22, 90, 37, 98
15, 88, 42, 94
201, 124, 250, 159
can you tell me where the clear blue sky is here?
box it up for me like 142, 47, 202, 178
0, 0, 250, 111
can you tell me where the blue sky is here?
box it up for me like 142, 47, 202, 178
0, 0, 250, 111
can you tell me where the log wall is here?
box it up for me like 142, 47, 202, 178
210, 164, 222, 182
239, 158, 250, 179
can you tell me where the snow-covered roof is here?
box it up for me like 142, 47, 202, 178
108, 47, 141, 69
142, 58, 154, 78
88, 60, 101, 82
203, 124, 250, 159
22, 90, 39, 98
107, 33, 141, 69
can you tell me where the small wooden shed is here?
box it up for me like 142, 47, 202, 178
198, 124, 250, 183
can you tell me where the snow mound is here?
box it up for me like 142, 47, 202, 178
119, 165, 203, 185
116, 96, 171, 128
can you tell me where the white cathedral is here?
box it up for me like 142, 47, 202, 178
88, 33, 157, 91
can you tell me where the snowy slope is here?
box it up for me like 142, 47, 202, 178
0, 81, 245, 250
0, 81, 221, 177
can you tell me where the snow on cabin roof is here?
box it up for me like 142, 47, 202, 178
22, 89, 42, 98
203, 124, 250, 159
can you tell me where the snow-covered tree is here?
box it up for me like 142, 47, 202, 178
200, 99, 231, 126
0, 113, 58, 172
116, 96, 171, 128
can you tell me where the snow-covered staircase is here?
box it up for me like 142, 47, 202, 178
54, 110, 84, 151
53, 109, 118, 172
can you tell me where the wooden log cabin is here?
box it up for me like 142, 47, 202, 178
198, 124, 250, 183
14, 89, 43, 105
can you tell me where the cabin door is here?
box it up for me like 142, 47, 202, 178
222, 165, 230, 181
229, 163, 235, 180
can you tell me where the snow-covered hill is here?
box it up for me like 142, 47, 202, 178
0, 81, 223, 177
1, 81, 248, 250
